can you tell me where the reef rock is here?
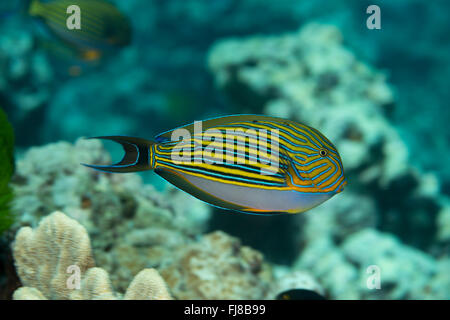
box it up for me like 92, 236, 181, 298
208, 23, 400, 186
159, 231, 272, 299
9, 140, 287, 299
208, 22, 447, 251
10, 139, 211, 292
341, 229, 441, 300
11, 138, 210, 233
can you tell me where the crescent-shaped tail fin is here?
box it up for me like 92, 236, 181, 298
81, 136, 154, 173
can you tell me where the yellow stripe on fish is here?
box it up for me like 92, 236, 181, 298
82, 115, 347, 214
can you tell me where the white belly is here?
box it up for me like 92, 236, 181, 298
180, 171, 334, 213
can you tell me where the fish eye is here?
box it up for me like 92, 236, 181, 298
319, 148, 328, 157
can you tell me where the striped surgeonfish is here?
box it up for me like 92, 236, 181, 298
83, 115, 347, 214
28, 0, 131, 60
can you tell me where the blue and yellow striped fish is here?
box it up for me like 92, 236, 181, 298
28, 0, 131, 59
83, 115, 347, 214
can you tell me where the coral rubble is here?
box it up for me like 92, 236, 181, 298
6, 128, 449, 300
10, 139, 211, 293
159, 231, 272, 299
1, 0, 449, 302
208, 23, 449, 250
207, 23, 450, 299
9, 140, 279, 300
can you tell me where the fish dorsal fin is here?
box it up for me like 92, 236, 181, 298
155, 114, 302, 143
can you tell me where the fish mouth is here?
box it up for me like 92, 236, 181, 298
336, 179, 347, 193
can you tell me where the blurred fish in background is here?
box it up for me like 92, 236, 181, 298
0, 0, 133, 147
28, 0, 131, 51
276, 289, 327, 300
26, 0, 132, 75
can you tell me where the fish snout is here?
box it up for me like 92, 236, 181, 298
336, 179, 347, 193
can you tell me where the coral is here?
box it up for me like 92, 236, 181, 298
294, 223, 450, 300
341, 229, 439, 300
13, 287, 47, 300
293, 192, 449, 299
0, 107, 14, 234
11, 139, 210, 233
159, 231, 272, 299
295, 236, 360, 299
2, 0, 448, 185
271, 193, 380, 299
13, 211, 94, 299
1, 0, 448, 302
12, 211, 172, 300
9, 140, 285, 300
69, 268, 116, 300
208, 22, 447, 252
123, 269, 172, 300
11, 209, 278, 300
208, 23, 397, 182
10, 139, 211, 292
